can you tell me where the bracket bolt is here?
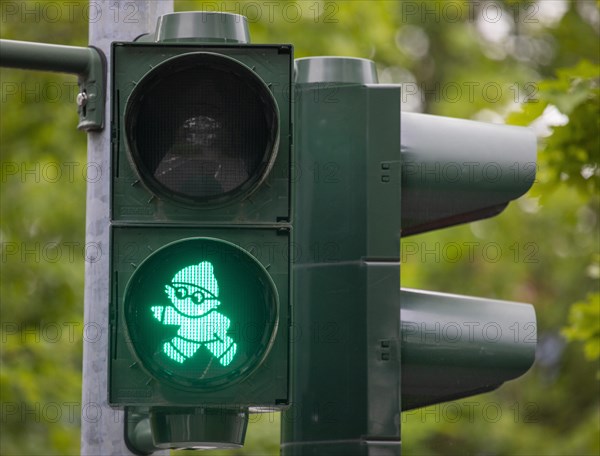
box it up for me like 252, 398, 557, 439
76, 92, 88, 107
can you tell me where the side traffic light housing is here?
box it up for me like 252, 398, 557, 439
282, 56, 537, 456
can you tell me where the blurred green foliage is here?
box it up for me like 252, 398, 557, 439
562, 292, 600, 372
1, 1, 598, 455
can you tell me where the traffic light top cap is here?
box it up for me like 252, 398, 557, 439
295, 56, 379, 84
155, 12, 250, 44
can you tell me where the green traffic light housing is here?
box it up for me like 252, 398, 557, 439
106, 10, 538, 454
0, 8, 541, 455
400, 289, 537, 411
108, 11, 292, 452
282, 55, 537, 455
400, 112, 538, 235
111, 13, 291, 224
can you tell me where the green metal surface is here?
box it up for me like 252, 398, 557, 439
285, 52, 537, 455
0, 39, 105, 131
126, 406, 249, 452
155, 12, 250, 43
400, 289, 537, 410
125, 408, 159, 454
110, 42, 292, 223
109, 227, 289, 408
295, 57, 378, 85
149, 407, 248, 449
0, 39, 91, 73
106, 11, 538, 453
282, 59, 402, 455
108, 14, 294, 449
401, 112, 537, 235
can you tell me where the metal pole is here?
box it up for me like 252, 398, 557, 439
82, 1, 173, 455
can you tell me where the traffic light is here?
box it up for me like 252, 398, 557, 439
0, 9, 541, 455
399, 113, 538, 411
108, 12, 292, 450
281, 57, 537, 455
400, 289, 536, 411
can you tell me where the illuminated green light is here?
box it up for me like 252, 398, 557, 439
123, 237, 278, 389
151, 261, 237, 366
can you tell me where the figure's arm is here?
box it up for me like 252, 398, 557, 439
153, 285, 185, 325
151, 305, 165, 322
151, 305, 182, 325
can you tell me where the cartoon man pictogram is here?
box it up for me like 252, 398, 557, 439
151, 261, 237, 366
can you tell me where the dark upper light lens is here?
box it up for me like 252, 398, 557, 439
125, 52, 279, 205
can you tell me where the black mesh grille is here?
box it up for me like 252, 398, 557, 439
126, 53, 278, 204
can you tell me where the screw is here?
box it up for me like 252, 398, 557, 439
76, 92, 88, 107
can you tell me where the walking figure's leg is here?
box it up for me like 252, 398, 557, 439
163, 337, 201, 363
219, 335, 237, 366
163, 341, 185, 363
205, 336, 237, 366
204, 313, 237, 366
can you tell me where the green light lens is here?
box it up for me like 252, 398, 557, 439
123, 238, 278, 389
